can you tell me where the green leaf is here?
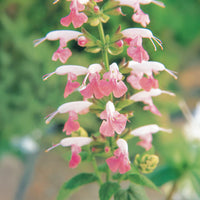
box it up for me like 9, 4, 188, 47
112, 173, 128, 181
99, 182, 120, 200
114, 184, 149, 200
57, 173, 98, 200
128, 173, 159, 191
115, 99, 134, 111
147, 165, 181, 186
98, 163, 109, 172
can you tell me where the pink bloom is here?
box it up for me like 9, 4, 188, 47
127, 60, 177, 79
129, 88, 175, 116
45, 137, 93, 168
63, 111, 80, 135
34, 30, 82, 63
117, 0, 164, 25
52, 47, 72, 63
64, 73, 80, 98
60, 0, 88, 28
100, 101, 127, 137
42, 65, 88, 97
80, 64, 106, 99
127, 37, 149, 63
130, 124, 172, 150
100, 63, 127, 98
122, 28, 163, 52
132, 9, 150, 27
106, 139, 131, 174
45, 101, 92, 124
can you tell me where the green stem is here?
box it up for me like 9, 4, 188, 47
166, 181, 178, 200
91, 156, 103, 185
98, 21, 109, 71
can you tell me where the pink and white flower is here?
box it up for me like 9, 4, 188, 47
45, 137, 93, 168
34, 30, 82, 63
106, 138, 131, 174
118, 0, 164, 27
122, 28, 163, 62
80, 64, 107, 99
60, 0, 88, 28
100, 63, 127, 98
131, 124, 171, 150
45, 101, 92, 124
42, 64, 88, 97
130, 88, 175, 116
100, 101, 127, 137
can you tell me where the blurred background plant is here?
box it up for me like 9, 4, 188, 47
0, 0, 200, 199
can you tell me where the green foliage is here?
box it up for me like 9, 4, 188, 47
57, 173, 98, 200
99, 182, 120, 200
114, 184, 149, 200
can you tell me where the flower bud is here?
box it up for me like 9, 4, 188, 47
134, 154, 159, 173
78, 36, 89, 47
94, 5, 100, 13
115, 40, 124, 48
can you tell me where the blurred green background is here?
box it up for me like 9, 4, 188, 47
0, 0, 200, 199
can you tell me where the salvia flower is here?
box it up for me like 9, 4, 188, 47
34, 30, 82, 63
118, 0, 164, 27
131, 124, 172, 150
122, 28, 163, 59
130, 88, 175, 115
100, 101, 127, 137
45, 137, 93, 168
100, 63, 128, 98
45, 101, 92, 124
106, 138, 131, 174
60, 0, 88, 28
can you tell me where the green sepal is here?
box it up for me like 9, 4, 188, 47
100, 13, 110, 23
108, 44, 123, 55
85, 46, 102, 53
102, 0, 120, 16
88, 16, 100, 26
99, 182, 120, 200
110, 26, 124, 43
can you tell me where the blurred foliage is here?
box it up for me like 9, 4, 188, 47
0, 0, 200, 158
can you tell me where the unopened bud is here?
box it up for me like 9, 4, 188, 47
134, 154, 159, 174
105, 146, 110, 153
78, 36, 88, 47
115, 40, 124, 48
94, 5, 100, 13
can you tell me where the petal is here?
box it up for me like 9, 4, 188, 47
52, 47, 72, 63
106, 156, 120, 172
112, 112, 127, 134
99, 120, 115, 137
64, 80, 80, 98
113, 80, 127, 98
69, 145, 81, 168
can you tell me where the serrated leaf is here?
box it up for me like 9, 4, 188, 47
115, 99, 134, 111
128, 173, 159, 191
147, 165, 181, 186
57, 173, 98, 200
99, 182, 120, 200
114, 184, 149, 200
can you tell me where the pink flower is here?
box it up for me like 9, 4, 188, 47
129, 88, 175, 116
63, 111, 80, 135
132, 9, 150, 27
45, 137, 93, 168
42, 65, 88, 97
106, 139, 131, 174
127, 61, 177, 79
118, 0, 165, 26
126, 37, 149, 63
100, 101, 127, 137
78, 36, 89, 47
80, 64, 106, 99
52, 47, 72, 64
45, 101, 92, 124
60, 0, 88, 28
100, 63, 127, 98
34, 30, 82, 63
122, 28, 163, 54
131, 124, 172, 150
